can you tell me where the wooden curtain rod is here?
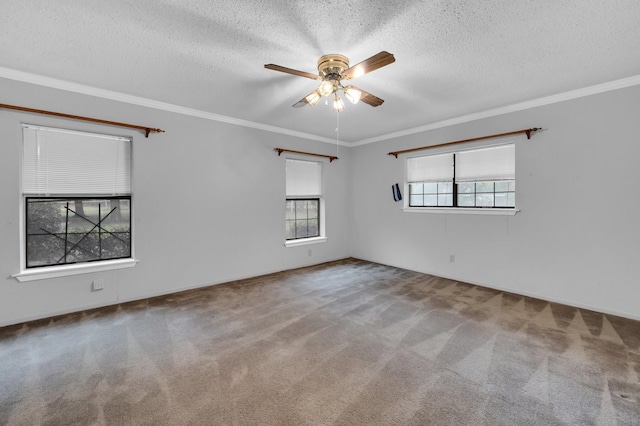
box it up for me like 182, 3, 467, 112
387, 127, 541, 158
0, 103, 164, 138
275, 148, 338, 162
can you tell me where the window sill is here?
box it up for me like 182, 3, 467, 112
402, 207, 519, 216
284, 236, 327, 247
13, 258, 139, 282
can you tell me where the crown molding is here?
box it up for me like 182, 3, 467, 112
352, 74, 640, 146
2, 67, 639, 147
0, 67, 336, 145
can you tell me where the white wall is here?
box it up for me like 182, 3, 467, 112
349, 85, 640, 320
2, 78, 639, 326
0, 78, 351, 326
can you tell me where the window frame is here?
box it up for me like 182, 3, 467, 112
284, 158, 327, 247
285, 197, 320, 241
14, 124, 138, 282
456, 180, 516, 208
24, 196, 133, 269
404, 143, 519, 215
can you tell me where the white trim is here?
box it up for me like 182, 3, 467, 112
402, 207, 519, 216
0, 67, 335, 145
1, 257, 347, 327
353, 256, 640, 322
284, 236, 328, 247
2, 66, 639, 146
13, 258, 139, 282
351, 74, 640, 146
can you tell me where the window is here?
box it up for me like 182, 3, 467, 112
285, 159, 322, 241
286, 199, 319, 239
407, 144, 515, 208
22, 125, 132, 268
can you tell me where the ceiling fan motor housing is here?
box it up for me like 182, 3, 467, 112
318, 54, 349, 80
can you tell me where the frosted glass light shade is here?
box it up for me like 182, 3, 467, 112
318, 81, 334, 97
344, 86, 361, 104
305, 90, 321, 107
333, 94, 345, 112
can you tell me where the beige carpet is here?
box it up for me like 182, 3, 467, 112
1, 258, 639, 425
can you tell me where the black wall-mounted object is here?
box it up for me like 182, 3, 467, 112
392, 183, 402, 202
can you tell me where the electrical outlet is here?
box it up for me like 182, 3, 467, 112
92, 279, 104, 291
449, 254, 455, 263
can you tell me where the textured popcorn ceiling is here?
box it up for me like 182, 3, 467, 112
1, 1, 640, 143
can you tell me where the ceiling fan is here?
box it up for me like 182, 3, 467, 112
265, 51, 395, 112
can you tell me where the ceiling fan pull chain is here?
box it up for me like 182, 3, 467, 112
336, 110, 340, 157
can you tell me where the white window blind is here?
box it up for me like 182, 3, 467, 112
286, 159, 322, 196
407, 153, 453, 183
22, 125, 132, 195
456, 144, 515, 182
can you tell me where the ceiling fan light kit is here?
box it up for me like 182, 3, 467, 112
333, 94, 345, 112
318, 80, 335, 97
343, 86, 361, 104
265, 51, 395, 112
304, 90, 322, 107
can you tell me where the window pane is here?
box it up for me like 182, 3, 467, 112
295, 220, 309, 238
285, 220, 296, 239
458, 194, 475, 206
476, 193, 494, 207
495, 192, 509, 207
424, 195, 438, 206
495, 180, 515, 192
26, 197, 131, 268
26, 235, 65, 268
458, 182, 475, 194
286, 198, 320, 240
295, 200, 308, 218
476, 182, 494, 193
438, 182, 453, 194
285, 200, 296, 220
407, 154, 515, 208
495, 193, 513, 207
307, 219, 318, 236
438, 194, 453, 206
307, 200, 318, 217
410, 183, 424, 194
424, 183, 438, 194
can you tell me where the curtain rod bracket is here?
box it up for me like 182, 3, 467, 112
145, 128, 165, 138
525, 128, 541, 139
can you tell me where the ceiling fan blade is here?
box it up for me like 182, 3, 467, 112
292, 97, 309, 108
264, 64, 319, 80
357, 88, 385, 107
343, 51, 395, 80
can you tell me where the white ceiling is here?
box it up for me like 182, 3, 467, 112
2, 1, 640, 143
